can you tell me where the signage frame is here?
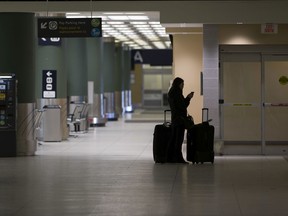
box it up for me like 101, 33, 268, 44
38, 18, 102, 38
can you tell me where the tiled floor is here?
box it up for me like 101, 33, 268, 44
1, 110, 288, 216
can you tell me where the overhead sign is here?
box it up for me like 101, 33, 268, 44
38, 18, 102, 38
38, 37, 61, 46
131, 49, 172, 67
42, 70, 57, 98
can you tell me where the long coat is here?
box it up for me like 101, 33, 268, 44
168, 86, 191, 126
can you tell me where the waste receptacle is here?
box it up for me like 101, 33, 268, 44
42, 105, 62, 142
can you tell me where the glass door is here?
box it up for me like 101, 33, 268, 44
263, 54, 288, 154
142, 66, 172, 108
220, 49, 288, 155
220, 53, 263, 154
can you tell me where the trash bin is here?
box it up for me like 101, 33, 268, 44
42, 105, 62, 142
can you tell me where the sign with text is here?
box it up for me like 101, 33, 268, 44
38, 18, 102, 38
131, 49, 172, 69
38, 37, 61, 46
261, 23, 278, 34
42, 70, 57, 98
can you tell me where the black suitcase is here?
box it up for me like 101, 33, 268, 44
153, 110, 171, 163
186, 108, 215, 164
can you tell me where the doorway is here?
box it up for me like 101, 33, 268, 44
220, 45, 288, 155
142, 66, 172, 109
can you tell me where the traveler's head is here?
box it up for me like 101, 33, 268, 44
172, 77, 184, 89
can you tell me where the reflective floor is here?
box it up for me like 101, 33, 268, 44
1, 109, 288, 216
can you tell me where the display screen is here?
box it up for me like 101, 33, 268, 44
0, 85, 5, 90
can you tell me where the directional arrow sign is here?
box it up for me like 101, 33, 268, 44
41, 22, 47, 29
46, 71, 52, 77
37, 18, 102, 38
42, 70, 57, 98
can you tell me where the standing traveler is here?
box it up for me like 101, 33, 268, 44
167, 77, 194, 163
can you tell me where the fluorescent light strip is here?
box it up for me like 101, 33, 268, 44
106, 21, 125, 25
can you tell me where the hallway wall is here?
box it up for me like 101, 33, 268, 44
171, 24, 288, 138
173, 33, 203, 123
219, 24, 288, 44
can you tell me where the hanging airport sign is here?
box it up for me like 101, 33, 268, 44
38, 18, 102, 38
42, 70, 57, 98
38, 37, 62, 46
131, 49, 172, 69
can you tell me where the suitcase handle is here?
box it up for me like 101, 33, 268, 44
164, 109, 171, 125
202, 108, 212, 123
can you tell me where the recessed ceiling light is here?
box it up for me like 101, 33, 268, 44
106, 21, 125, 25
108, 16, 129, 20
66, 12, 81, 15
153, 41, 166, 49
134, 25, 150, 28
128, 16, 149, 20
130, 22, 147, 24
103, 12, 124, 15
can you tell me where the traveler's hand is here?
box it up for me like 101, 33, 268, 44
187, 91, 194, 99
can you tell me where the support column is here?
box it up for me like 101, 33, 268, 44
0, 12, 36, 156
64, 38, 89, 131
122, 45, 133, 113
103, 37, 118, 120
203, 24, 219, 138
35, 38, 68, 141
86, 38, 106, 126
64, 38, 87, 103
115, 43, 124, 116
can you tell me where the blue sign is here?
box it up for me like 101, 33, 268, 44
131, 49, 172, 68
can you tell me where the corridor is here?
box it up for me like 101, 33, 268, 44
1, 110, 288, 216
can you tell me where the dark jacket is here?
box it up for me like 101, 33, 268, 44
168, 86, 191, 126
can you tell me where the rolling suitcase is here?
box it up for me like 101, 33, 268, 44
153, 110, 171, 163
186, 108, 215, 164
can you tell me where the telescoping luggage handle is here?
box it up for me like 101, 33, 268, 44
164, 109, 171, 126
202, 108, 212, 123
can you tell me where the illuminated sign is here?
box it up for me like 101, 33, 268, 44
42, 70, 57, 98
38, 18, 102, 38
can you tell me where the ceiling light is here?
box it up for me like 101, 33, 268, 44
135, 40, 148, 46
143, 45, 153, 49
134, 25, 150, 28
151, 24, 163, 28
153, 41, 166, 49
108, 16, 129, 20
106, 21, 125, 25
66, 16, 89, 18
66, 12, 81, 15
125, 12, 145, 15
103, 12, 124, 15
128, 16, 149, 20
114, 25, 130, 28
139, 30, 154, 33
121, 30, 135, 34
146, 35, 160, 40
130, 22, 147, 24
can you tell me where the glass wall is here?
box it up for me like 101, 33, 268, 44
142, 65, 172, 108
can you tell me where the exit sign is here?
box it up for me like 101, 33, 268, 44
261, 24, 278, 34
